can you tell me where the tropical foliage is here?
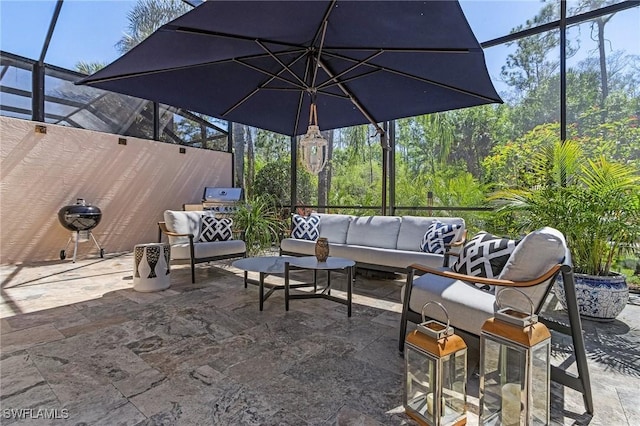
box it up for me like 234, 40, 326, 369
232, 194, 286, 256
490, 141, 640, 276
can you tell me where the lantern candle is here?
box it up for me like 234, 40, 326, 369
502, 382, 521, 425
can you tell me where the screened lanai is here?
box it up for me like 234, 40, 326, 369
2, 0, 639, 218
2, 2, 640, 425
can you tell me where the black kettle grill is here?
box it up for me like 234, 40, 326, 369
58, 198, 104, 262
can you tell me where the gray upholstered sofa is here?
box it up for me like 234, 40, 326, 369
158, 210, 246, 283
280, 213, 466, 273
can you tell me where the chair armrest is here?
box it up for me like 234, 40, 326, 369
158, 222, 194, 239
408, 263, 562, 288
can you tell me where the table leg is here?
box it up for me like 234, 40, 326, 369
244, 271, 248, 288
259, 272, 265, 311
327, 270, 331, 295
284, 262, 290, 311
347, 266, 353, 317
313, 269, 317, 292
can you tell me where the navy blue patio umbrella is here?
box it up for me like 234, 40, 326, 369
78, 0, 501, 136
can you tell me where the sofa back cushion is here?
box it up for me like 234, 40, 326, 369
496, 226, 567, 312
346, 216, 402, 249
164, 210, 217, 245
397, 216, 465, 252
317, 213, 353, 244
396, 216, 435, 251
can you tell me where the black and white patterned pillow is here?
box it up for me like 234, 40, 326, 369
452, 232, 518, 280
420, 221, 462, 254
292, 214, 319, 240
199, 216, 233, 242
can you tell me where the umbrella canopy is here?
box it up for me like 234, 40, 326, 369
77, 0, 501, 136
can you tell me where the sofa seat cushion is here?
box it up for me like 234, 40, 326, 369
317, 213, 353, 243
280, 238, 446, 270
171, 240, 246, 260
402, 272, 496, 336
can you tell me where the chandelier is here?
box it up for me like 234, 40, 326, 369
299, 103, 328, 175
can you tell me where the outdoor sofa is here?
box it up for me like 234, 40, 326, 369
280, 213, 466, 273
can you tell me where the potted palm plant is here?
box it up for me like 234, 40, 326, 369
233, 194, 287, 256
490, 140, 640, 320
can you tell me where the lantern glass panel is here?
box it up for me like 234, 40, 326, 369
405, 345, 437, 425
442, 349, 467, 422
479, 337, 527, 426
531, 343, 550, 425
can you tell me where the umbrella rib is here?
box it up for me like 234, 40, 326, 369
316, 51, 384, 90
233, 58, 307, 90
310, 19, 329, 91
169, 25, 309, 51
317, 56, 384, 134
255, 40, 309, 89
223, 52, 310, 118
322, 50, 502, 103
321, 47, 473, 54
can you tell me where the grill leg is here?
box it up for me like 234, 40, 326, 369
72, 231, 79, 263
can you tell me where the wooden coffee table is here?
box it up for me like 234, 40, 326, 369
284, 256, 356, 317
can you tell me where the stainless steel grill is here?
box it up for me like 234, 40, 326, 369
202, 187, 244, 214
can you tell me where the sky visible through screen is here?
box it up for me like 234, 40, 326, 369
0, 0, 638, 98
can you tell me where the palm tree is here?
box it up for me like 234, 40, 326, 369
116, 0, 191, 54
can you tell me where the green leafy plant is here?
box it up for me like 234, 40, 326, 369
233, 194, 287, 256
490, 140, 640, 276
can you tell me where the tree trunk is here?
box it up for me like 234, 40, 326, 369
233, 122, 245, 189
597, 17, 608, 121
317, 130, 333, 212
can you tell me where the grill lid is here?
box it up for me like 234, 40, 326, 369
58, 198, 102, 232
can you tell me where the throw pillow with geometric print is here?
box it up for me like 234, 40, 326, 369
452, 231, 519, 279
199, 216, 233, 242
420, 220, 462, 254
291, 214, 320, 240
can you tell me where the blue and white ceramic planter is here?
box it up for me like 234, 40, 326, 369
554, 272, 629, 321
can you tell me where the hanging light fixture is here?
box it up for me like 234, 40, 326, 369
299, 103, 328, 175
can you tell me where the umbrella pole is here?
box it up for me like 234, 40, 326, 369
380, 125, 389, 216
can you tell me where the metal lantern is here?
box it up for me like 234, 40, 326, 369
479, 289, 551, 426
404, 302, 467, 426
299, 103, 328, 175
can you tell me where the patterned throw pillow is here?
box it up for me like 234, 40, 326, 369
452, 232, 518, 279
291, 214, 320, 240
199, 216, 233, 242
420, 221, 462, 254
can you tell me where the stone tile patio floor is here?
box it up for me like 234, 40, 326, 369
1, 252, 639, 425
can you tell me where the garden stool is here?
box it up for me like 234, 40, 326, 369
133, 243, 171, 292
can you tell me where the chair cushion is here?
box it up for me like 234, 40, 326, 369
291, 214, 319, 240
199, 217, 233, 242
171, 240, 246, 260
452, 232, 518, 279
346, 216, 402, 249
402, 272, 496, 336
496, 226, 566, 312
420, 221, 462, 254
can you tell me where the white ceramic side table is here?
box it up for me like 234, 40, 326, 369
133, 243, 171, 292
